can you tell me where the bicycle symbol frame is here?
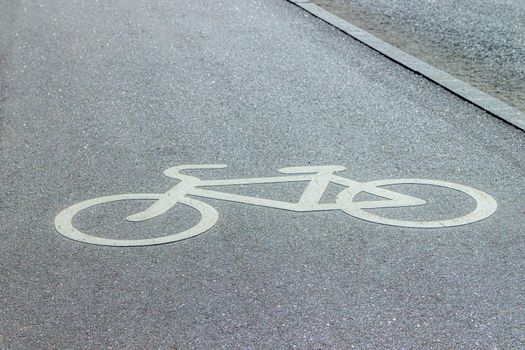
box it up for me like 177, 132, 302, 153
54, 164, 498, 247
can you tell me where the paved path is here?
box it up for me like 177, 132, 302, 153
1, 0, 524, 348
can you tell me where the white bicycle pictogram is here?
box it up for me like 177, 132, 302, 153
54, 164, 498, 247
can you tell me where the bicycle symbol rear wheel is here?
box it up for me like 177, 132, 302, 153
336, 179, 497, 228
54, 194, 218, 246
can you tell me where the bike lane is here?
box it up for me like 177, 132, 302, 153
1, 0, 524, 348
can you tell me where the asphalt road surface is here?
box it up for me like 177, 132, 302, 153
314, 0, 525, 112
1, 0, 524, 348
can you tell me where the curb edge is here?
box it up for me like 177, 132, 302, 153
287, 0, 525, 132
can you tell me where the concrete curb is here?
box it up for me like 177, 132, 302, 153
287, 0, 525, 132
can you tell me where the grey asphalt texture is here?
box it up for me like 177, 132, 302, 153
1, 0, 524, 348
314, 0, 525, 112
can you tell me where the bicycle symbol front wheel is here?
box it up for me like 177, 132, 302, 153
54, 193, 218, 246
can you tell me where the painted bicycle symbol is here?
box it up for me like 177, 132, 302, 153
55, 164, 497, 247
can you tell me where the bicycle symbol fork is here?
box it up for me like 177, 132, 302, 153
54, 164, 498, 247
